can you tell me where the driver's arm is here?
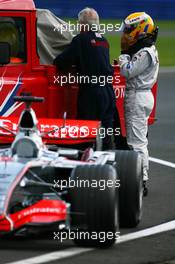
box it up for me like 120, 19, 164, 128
118, 51, 151, 78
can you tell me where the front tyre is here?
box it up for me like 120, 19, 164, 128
70, 164, 119, 248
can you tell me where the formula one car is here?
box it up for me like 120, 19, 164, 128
0, 96, 143, 247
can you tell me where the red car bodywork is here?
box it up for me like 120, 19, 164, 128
0, 200, 67, 233
0, 160, 67, 233
0, 0, 158, 144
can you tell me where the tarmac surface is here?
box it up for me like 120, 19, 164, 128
0, 71, 175, 264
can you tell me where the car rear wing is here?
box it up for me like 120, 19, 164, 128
0, 117, 101, 145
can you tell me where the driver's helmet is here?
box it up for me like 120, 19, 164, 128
120, 12, 155, 47
0, 21, 19, 57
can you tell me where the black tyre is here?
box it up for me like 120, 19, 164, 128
70, 164, 119, 248
115, 150, 143, 228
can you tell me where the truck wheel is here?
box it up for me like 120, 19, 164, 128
70, 165, 119, 248
115, 150, 143, 228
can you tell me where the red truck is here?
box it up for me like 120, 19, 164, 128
0, 0, 158, 147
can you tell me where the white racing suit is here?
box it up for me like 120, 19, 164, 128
118, 45, 159, 181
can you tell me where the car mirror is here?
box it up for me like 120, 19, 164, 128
0, 42, 11, 65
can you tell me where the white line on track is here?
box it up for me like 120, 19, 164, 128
117, 220, 175, 244
5, 156, 175, 264
5, 247, 93, 264
149, 157, 175, 168
6, 220, 175, 264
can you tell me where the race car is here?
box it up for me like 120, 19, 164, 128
0, 95, 143, 247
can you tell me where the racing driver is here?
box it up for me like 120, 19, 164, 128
118, 12, 159, 194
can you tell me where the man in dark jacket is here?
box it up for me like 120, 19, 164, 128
54, 7, 119, 149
